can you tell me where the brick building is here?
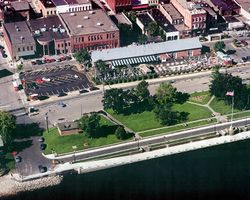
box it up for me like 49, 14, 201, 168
37, 0, 57, 18
159, 3, 184, 25
3, 21, 36, 60
211, 0, 240, 17
59, 9, 120, 52
106, 0, 132, 13
171, 0, 207, 30
27, 15, 71, 55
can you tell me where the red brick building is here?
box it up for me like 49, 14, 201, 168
106, 0, 132, 13
59, 9, 120, 52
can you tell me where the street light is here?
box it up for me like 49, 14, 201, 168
45, 112, 49, 133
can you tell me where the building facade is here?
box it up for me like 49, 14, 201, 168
106, 0, 132, 13
59, 10, 120, 52
3, 21, 36, 60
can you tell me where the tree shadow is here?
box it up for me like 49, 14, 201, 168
122, 101, 154, 116
8, 140, 33, 153
14, 123, 44, 139
92, 125, 119, 138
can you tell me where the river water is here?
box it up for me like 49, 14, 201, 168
4, 139, 250, 200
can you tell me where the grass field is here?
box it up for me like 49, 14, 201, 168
43, 116, 125, 155
209, 98, 240, 115
189, 91, 211, 105
108, 102, 212, 132
139, 118, 216, 137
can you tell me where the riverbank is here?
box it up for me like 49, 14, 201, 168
0, 174, 63, 198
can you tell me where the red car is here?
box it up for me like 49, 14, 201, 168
36, 79, 44, 84
241, 40, 248, 46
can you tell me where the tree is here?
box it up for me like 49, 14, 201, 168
73, 49, 90, 66
0, 111, 16, 145
78, 113, 101, 137
95, 60, 108, 74
16, 64, 23, 71
103, 88, 127, 113
155, 82, 177, 108
213, 41, 225, 52
146, 22, 158, 36
134, 80, 150, 102
127, 11, 136, 22
209, 71, 250, 109
138, 34, 147, 44
115, 126, 128, 140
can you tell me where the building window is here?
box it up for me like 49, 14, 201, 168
82, 37, 84, 42
31, 46, 33, 50
18, 47, 20, 52
23, 47, 25, 51
69, 8, 71, 12
68, 42, 70, 46
47, 11, 49, 15
54, 10, 56, 14
27, 46, 29, 51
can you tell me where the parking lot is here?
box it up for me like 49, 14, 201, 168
20, 65, 93, 97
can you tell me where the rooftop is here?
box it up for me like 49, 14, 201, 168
11, 1, 30, 11
161, 3, 183, 20
115, 13, 132, 26
28, 15, 69, 42
137, 12, 154, 26
59, 9, 119, 36
39, 0, 56, 8
57, 121, 78, 131
210, 0, 240, 11
92, 37, 202, 62
51, 0, 90, 6
174, 0, 206, 14
234, 0, 250, 11
4, 21, 35, 45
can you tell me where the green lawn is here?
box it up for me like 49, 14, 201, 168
107, 102, 212, 132
227, 110, 250, 120
189, 91, 211, 105
43, 116, 126, 155
139, 119, 216, 137
209, 98, 240, 115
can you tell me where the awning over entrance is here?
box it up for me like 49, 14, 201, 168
111, 55, 158, 67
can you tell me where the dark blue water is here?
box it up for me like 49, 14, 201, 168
4, 140, 250, 200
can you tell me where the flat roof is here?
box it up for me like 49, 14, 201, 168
161, 3, 183, 20
11, 1, 29, 11
115, 13, 132, 26
137, 13, 153, 26
39, 0, 56, 8
59, 9, 119, 36
211, 0, 240, 11
92, 37, 202, 62
4, 21, 35, 45
234, 0, 250, 11
51, 0, 67, 6
51, 0, 90, 6
57, 121, 78, 131
28, 15, 69, 41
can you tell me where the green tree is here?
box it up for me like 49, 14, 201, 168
73, 49, 90, 66
209, 71, 250, 109
134, 80, 150, 102
95, 60, 108, 74
138, 34, 147, 44
0, 111, 16, 145
115, 126, 127, 140
155, 82, 177, 108
146, 22, 158, 36
213, 41, 225, 52
16, 64, 23, 71
78, 113, 101, 137
127, 11, 136, 22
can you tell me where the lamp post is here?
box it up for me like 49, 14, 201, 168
72, 146, 77, 163
45, 112, 49, 133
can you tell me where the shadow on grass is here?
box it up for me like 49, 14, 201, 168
92, 125, 119, 138
122, 101, 154, 116
14, 123, 44, 139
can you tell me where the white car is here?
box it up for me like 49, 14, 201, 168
74, 74, 79, 78
42, 77, 51, 82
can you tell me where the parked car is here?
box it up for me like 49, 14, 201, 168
40, 143, 46, 150
241, 40, 248, 46
36, 78, 44, 84
79, 89, 89, 94
31, 61, 37, 65
42, 77, 51, 82
38, 165, 47, 173
58, 92, 67, 97
36, 60, 43, 65
89, 86, 99, 91
14, 156, 22, 163
65, 56, 72, 60
38, 137, 44, 143
241, 56, 250, 62
58, 102, 66, 107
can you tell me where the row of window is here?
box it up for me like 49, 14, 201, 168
173, 18, 184, 25
46, 10, 56, 16
192, 23, 206, 29
17, 46, 34, 52
192, 16, 206, 23
57, 42, 70, 48
69, 5, 91, 12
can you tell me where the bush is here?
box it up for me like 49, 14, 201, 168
115, 126, 128, 140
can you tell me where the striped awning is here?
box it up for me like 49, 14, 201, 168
111, 55, 158, 67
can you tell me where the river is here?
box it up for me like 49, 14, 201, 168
3, 139, 250, 200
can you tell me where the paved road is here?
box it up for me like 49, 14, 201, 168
59, 118, 250, 163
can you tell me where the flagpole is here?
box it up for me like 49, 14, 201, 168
230, 91, 234, 128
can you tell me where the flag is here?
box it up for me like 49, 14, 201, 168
226, 91, 234, 96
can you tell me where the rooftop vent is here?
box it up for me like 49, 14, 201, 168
16, 28, 20, 32
96, 22, 102, 26
84, 15, 89, 19
35, 30, 40, 35
44, 24, 46, 27
20, 36, 24, 41
89, 10, 94, 14
60, 28, 65, 33
53, 28, 58, 32
77, 24, 83, 28
40, 27, 46, 32
70, 12, 76, 16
